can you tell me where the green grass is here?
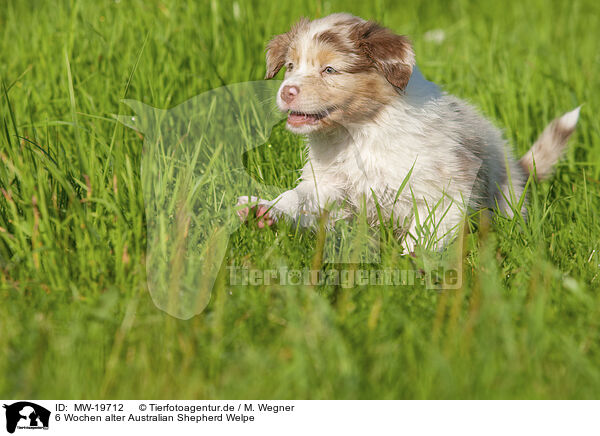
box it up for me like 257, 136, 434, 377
1, 0, 600, 399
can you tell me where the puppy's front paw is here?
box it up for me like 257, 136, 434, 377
255, 204, 274, 228
236, 196, 259, 221
236, 196, 275, 228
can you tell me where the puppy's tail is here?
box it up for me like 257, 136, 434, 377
519, 106, 580, 180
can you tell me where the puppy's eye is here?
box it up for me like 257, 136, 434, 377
323, 66, 337, 74
287, 62, 294, 71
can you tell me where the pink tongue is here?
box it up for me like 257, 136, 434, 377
288, 113, 317, 125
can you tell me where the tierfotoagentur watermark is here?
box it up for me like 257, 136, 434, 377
228, 266, 461, 289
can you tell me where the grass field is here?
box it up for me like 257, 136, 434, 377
1, 0, 599, 399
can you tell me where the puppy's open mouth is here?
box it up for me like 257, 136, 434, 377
287, 109, 333, 127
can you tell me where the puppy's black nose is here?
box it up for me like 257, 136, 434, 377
281, 85, 299, 104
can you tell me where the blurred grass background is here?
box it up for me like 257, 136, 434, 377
1, 0, 599, 398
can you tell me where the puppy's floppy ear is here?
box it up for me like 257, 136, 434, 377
351, 21, 415, 90
265, 33, 290, 79
265, 18, 309, 79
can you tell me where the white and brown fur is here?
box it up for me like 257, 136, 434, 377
238, 13, 580, 251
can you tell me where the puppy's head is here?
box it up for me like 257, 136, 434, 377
265, 13, 415, 134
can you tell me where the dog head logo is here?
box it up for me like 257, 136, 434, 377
3, 402, 50, 434
117, 81, 287, 319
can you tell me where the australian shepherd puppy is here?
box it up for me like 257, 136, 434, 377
238, 13, 579, 252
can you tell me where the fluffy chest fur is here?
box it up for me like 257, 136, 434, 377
302, 74, 491, 227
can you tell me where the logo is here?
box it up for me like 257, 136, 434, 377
3, 402, 50, 434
